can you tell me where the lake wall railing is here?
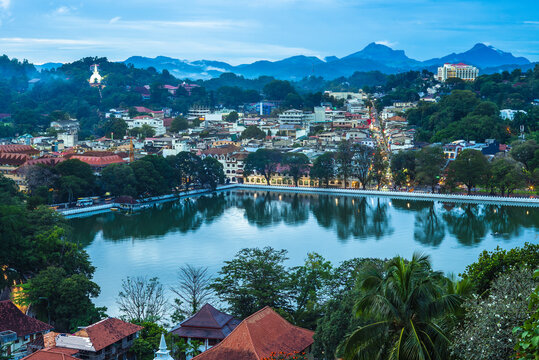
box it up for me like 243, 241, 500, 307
59, 183, 538, 218
230, 184, 539, 207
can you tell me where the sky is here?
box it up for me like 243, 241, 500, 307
0, 0, 538, 65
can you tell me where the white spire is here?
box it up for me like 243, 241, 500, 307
154, 334, 174, 360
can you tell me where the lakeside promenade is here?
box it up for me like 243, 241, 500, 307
59, 184, 539, 218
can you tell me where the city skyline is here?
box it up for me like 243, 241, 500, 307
0, 0, 538, 64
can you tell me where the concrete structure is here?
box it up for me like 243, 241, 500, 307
436, 63, 479, 82
500, 109, 527, 121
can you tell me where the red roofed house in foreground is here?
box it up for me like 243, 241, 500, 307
192, 307, 314, 360
52, 318, 143, 360
26, 318, 143, 360
170, 304, 240, 354
0, 300, 53, 358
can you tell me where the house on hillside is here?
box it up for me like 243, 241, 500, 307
0, 300, 53, 360
192, 307, 314, 360
170, 304, 240, 359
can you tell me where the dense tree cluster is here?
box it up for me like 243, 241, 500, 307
0, 174, 104, 332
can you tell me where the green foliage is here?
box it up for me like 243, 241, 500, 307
241, 125, 266, 140
244, 149, 282, 185
371, 146, 388, 190
415, 145, 446, 191
513, 269, 539, 360
313, 258, 384, 359
489, 157, 527, 196
103, 117, 128, 139
263, 80, 296, 101
461, 243, 539, 295
451, 268, 537, 360
407, 90, 509, 143
282, 152, 310, 186
226, 110, 239, 122
342, 253, 462, 360
200, 157, 225, 190
448, 149, 489, 194
101, 163, 138, 196
54, 159, 96, 202
390, 150, 415, 188
21, 266, 105, 332
511, 140, 539, 172
311, 152, 335, 187
170, 116, 189, 132
211, 247, 291, 319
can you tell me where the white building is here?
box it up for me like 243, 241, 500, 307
500, 109, 527, 121
126, 116, 166, 136
436, 63, 479, 82
278, 109, 313, 125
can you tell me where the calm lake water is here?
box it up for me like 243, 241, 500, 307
69, 190, 539, 315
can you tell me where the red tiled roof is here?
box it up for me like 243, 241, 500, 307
22, 349, 79, 360
387, 116, 406, 122
0, 153, 30, 166
171, 304, 240, 340
193, 307, 314, 360
73, 318, 142, 352
22, 158, 65, 167
163, 118, 174, 128
0, 300, 53, 337
69, 155, 125, 167
202, 145, 240, 156
0, 144, 39, 155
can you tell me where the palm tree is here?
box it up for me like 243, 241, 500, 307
341, 253, 462, 360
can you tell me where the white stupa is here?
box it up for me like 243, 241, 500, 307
153, 334, 174, 360
89, 64, 103, 86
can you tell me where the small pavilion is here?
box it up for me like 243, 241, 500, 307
170, 304, 240, 356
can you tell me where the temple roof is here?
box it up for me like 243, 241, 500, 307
170, 304, 240, 340
192, 307, 314, 360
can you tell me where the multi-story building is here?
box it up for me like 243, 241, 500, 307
125, 116, 166, 136
436, 63, 479, 82
278, 109, 314, 126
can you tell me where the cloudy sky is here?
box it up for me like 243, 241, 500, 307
0, 0, 537, 64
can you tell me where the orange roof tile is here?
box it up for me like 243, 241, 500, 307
73, 318, 142, 352
193, 307, 313, 360
22, 349, 79, 360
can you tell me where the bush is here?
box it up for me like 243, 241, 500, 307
450, 267, 537, 360
461, 243, 539, 295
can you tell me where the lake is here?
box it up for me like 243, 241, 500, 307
69, 189, 539, 315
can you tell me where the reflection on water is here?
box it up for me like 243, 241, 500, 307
69, 190, 538, 314
71, 191, 538, 248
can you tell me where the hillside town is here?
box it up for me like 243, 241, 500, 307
0, 62, 535, 198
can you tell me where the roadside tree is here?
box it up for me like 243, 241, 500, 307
244, 149, 282, 185
310, 152, 335, 188
448, 149, 489, 194
282, 153, 310, 187
415, 145, 446, 192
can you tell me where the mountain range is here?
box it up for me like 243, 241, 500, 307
38, 43, 535, 81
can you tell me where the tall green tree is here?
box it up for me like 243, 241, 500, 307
241, 125, 266, 140
283, 152, 310, 187
415, 145, 446, 192
101, 163, 138, 196
336, 141, 354, 188
342, 253, 461, 360
448, 149, 489, 194
311, 152, 335, 188
351, 144, 372, 189
211, 247, 291, 319
390, 150, 416, 189
21, 266, 106, 332
244, 149, 282, 185
489, 157, 527, 196
371, 147, 388, 190
103, 117, 128, 139
200, 157, 225, 190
